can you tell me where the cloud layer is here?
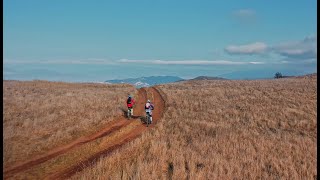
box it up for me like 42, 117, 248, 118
4, 58, 265, 66
4, 59, 116, 65
118, 59, 264, 65
225, 42, 268, 55
225, 35, 317, 62
5, 35, 315, 67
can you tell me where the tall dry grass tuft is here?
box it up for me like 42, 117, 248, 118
3, 80, 136, 167
71, 75, 317, 179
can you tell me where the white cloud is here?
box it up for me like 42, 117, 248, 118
224, 34, 317, 64
272, 35, 317, 60
249, 61, 265, 64
225, 42, 268, 55
118, 59, 264, 65
281, 61, 289, 64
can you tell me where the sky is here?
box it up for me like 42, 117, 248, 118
4, 0, 317, 82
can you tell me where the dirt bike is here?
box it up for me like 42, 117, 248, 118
146, 112, 151, 127
145, 105, 154, 127
127, 108, 133, 119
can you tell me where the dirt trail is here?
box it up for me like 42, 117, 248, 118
4, 87, 166, 180
4, 119, 134, 176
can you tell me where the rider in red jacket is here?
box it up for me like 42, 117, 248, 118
127, 95, 135, 117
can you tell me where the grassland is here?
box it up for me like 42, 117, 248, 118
3, 80, 136, 168
70, 74, 317, 179
3, 74, 317, 179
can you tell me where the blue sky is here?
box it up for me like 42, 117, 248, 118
4, 0, 317, 81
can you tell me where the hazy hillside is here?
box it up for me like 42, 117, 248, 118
70, 74, 317, 179
192, 76, 227, 80
177, 76, 228, 82
106, 75, 228, 86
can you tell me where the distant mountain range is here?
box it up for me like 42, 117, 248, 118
104, 73, 316, 87
105, 76, 184, 87
105, 76, 227, 87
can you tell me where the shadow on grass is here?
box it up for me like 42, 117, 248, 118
119, 107, 128, 117
119, 107, 146, 123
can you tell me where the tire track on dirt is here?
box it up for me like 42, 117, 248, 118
45, 87, 166, 180
4, 119, 132, 177
4, 88, 148, 179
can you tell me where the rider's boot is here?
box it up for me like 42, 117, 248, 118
150, 116, 152, 123
131, 109, 134, 116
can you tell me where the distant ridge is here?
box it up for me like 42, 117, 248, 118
176, 76, 228, 82
191, 76, 227, 80
104, 73, 316, 87
274, 73, 317, 79
292, 73, 317, 79
105, 76, 184, 87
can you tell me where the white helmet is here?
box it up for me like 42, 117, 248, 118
147, 99, 151, 103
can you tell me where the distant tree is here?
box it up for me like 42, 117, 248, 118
274, 72, 283, 79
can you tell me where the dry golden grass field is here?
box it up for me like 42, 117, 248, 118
3, 80, 136, 168
71, 74, 317, 180
3, 74, 317, 180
